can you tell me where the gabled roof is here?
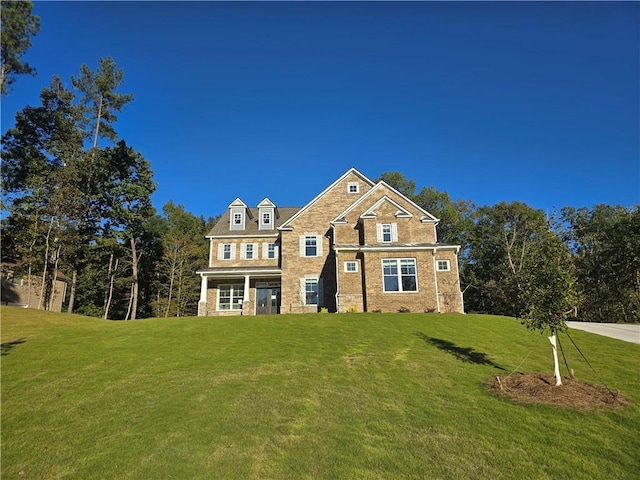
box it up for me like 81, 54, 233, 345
360, 196, 413, 219
331, 180, 440, 224
279, 168, 375, 230
257, 198, 276, 208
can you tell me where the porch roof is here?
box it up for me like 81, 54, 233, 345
197, 266, 282, 278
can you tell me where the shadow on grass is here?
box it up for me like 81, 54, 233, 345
415, 332, 505, 370
1, 338, 26, 356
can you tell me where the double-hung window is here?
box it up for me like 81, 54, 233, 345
377, 223, 398, 243
305, 236, 317, 257
245, 243, 254, 260
267, 243, 276, 259
218, 284, 244, 310
304, 278, 319, 305
223, 244, 232, 260
382, 258, 417, 292
299, 234, 322, 257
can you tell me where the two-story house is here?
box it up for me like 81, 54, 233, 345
197, 168, 464, 316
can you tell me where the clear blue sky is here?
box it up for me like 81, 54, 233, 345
2, 1, 638, 219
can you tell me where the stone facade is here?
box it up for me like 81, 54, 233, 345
197, 168, 464, 316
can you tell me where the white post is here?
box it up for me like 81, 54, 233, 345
200, 275, 208, 303
198, 275, 208, 317
548, 334, 563, 386
243, 275, 250, 302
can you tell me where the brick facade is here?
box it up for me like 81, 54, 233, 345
197, 168, 464, 316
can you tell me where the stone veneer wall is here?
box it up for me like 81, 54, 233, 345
280, 171, 373, 313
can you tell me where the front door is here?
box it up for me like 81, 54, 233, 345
256, 286, 281, 315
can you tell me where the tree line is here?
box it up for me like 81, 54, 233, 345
378, 172, 639, 324
2, 1, 637, 322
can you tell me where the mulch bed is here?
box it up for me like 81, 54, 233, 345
485, 373, 629, 410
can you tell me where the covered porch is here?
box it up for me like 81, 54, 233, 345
197, 267, 282, 316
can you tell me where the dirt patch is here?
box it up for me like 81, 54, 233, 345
486, 373, 629, 410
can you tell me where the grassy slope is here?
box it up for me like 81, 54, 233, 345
1, 307, 638, 479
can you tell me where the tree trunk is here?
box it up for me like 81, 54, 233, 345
48, 245, 62, 311
92, 94, 103, 149
129, 236, 139, 320
38, 217, 55, 310
103, 258, 118, 320
164, 257, 175, 318
548, 333, 562, 386
67, 269, 77, 313
125, 282, 134, 321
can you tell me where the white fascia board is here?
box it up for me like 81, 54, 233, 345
257, 197, 276, 208
375, 180, 440, 222
334, 244, 460, 253
197, 268, 282, 276
228, 198, 247, 208
280, 168, 375, 229
360, 195, 414, 220
206, 233, 279, 239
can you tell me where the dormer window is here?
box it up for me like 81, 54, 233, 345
258, 198, 276, 231
229, 198, 248, 231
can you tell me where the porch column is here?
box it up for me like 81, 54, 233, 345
198, 275, 208, 317
243, 275, 250, 302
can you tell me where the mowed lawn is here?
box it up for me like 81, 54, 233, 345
1, 307, 638, 479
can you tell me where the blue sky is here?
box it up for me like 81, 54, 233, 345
2, 1, 638, 219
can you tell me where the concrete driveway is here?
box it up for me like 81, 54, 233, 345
566, 322, 640, 344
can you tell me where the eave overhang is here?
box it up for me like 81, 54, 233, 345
197, 267, 282, 278
333, 243, 461, 254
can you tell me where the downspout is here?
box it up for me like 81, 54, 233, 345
455, 246, 465, 314
332, 225, 340, 313
432, 249, 441, 313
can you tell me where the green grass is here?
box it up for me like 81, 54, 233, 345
1, 307, 638, 479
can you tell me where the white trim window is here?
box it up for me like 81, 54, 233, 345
436, 259, 451, 272
240, 243, 257, 260
263, 242, 278, 260
344, 261, 358, 273
347, 182, 359, 194
260, 211, 273, 230
376, 223, 398, 243
299, 235, 323, 257
382, 258, 417, 292
301, 277, 322, 306
218, 243, 236, 260
218, 284, 244, 310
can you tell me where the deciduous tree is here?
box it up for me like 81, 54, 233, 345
0, 0, 40, 94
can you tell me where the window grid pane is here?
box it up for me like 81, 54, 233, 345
305, 236, 317, 257
383, 259, 417, 292
305, 279, 318, 305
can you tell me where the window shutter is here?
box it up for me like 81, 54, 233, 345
240, 243, 246, 260
376, 224, 383, 242
299, 236, 306, 257
391, 223, 398, 242
217, 243, 224, 260
316, 235, 323, 257
262, 242, 269, 259
230, 243, 236, 260
300, 278, 306, 304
